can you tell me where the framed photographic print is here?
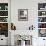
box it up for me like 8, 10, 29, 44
18, 9, 28, 21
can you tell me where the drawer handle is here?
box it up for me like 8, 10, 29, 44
1, 39, 3, 40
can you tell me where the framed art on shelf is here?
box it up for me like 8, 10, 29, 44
38, 29, 46, 37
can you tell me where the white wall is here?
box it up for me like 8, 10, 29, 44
11, 0, 46, 46
11, 0, 38, 30
11, 0, 46, 30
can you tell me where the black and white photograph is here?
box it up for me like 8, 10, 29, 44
18, 9, 28, 21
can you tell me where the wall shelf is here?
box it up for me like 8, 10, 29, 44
38, 22, 46, 23
0, 10, 8, 11
38, 10, 46, 11
0, 22, 8, 23
38, 16, 46, 17
38, 28, 46, 29
0, 16, 8, 17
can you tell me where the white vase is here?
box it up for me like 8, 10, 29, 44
21, 40, 25, 46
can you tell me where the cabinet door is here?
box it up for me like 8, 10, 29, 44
38, 38, 46, 46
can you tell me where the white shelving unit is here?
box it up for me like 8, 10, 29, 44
0, 3, 8, 35
0, 3, 9, 45
38, 3, 46, 37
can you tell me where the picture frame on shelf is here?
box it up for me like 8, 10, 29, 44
38, 23, 46, 28
38, 29, 46, 37
0, 3, 8, 10
38, 17, 46, 22
18, 9, 28, 21
38, 11, 46, 16
0, 17, 8, 22
38, 3, 46, 10
0, 11, 8, 16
